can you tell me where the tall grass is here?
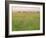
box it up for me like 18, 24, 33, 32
12, 11, 40, 31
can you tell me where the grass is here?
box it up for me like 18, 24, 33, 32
12, 11, 40, 31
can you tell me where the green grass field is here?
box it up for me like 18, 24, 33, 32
12, 11, 40, 31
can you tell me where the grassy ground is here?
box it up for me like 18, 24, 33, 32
12, 12, 40, 31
